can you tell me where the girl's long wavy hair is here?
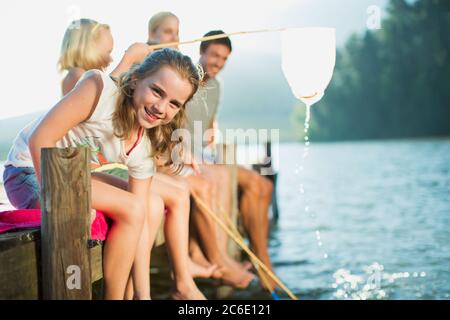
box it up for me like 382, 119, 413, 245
112, 48, 201, 171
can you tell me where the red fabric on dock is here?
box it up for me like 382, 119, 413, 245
0, 209, 110, 240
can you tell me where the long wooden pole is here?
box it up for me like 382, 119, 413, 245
148, 28, 287, 50
192, 192, 298, 300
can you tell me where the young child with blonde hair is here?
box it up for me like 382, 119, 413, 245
59, 19, 114, 96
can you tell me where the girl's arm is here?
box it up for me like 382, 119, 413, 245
62, 67, 85, 96
110, 43, 153, 79
29, 71, 104, 183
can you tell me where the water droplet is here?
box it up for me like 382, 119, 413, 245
318, 241, 323, 247
305, 136, 309, 141
323, 253, 328, 259
420, 272, 426, 277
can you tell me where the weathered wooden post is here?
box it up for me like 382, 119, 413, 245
40, 147, 92, 299
265, 141, 279, 222
252, 141, 280, 222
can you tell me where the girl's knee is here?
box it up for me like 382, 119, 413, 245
125, 196, 146, 227
196, 176, 214, 199
167, 185, 190, 211
148, 193, 165, 218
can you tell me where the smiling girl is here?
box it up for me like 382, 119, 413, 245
2, 48, 201, 299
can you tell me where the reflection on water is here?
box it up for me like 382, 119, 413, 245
331, 262, 427, 300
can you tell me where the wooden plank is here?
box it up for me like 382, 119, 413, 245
0, 229, 39, 251
0, 239, 41, 299
40, 147, 92, 299
89, 244, 103, 283
0, 236, 103, 299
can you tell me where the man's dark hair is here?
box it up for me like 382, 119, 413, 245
200, 30, 232, 53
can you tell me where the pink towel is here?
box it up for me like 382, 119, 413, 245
0, 209, 110, 240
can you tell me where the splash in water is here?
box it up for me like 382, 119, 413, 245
331, 262, 428, 300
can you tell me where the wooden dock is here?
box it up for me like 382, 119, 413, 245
0, 142, 279, 299
0, 147, 103, 299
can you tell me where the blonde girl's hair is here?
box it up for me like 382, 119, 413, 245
112, 48, 201, 171
58, 19, 110, 72
147, 11, 178, 37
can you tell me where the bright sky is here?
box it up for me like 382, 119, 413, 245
0, 0, 387, 120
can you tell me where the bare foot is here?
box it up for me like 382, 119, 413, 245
188, 258, 221, 279
227, 256, 254, 274
214, 256, 255, 289
240, 260, 253, 271
170, 280, 207, 300
190, 247, 223, 279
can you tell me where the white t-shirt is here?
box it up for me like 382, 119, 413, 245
183, 77, 222, 160
5, 70, 155, 180
185, 76, 222, 140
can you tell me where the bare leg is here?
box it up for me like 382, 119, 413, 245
186, 171, 254, 288
201, 165, 231, 249
237, 167, 277, 288
92, 173, 164, 299
90, 176, 146, 300
201, 165, 253, 271
131, 192, 164, 299
152, 173, 206, 299
188, 231, 223, 279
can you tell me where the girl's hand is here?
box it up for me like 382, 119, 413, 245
110, 42, 153, 78
124, 42, 154, 64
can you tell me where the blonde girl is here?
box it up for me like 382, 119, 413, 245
59, 19, 114, 96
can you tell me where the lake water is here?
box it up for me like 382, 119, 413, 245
269, 138, 450, 299
1, 138, 449, 299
